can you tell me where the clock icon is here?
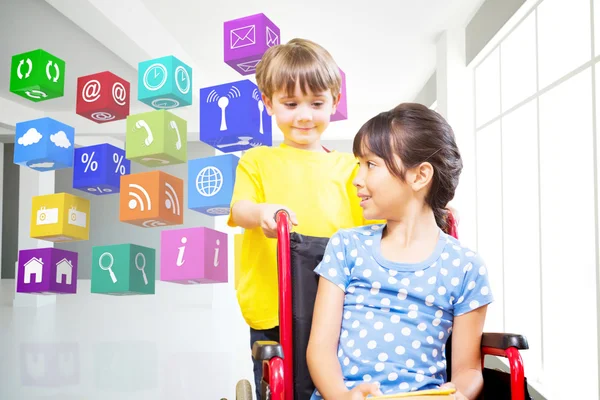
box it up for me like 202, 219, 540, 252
175, 66, 190, 95
143, 63, 168, 91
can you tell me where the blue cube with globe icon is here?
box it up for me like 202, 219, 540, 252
199, 79, 272, 153
138, 56, 192, 110
73, 143, 131, 195
188, 154, 239, 216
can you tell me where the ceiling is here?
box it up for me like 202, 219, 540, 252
0, 0, 486, 142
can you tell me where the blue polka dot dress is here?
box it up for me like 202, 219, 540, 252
310, 224, 494, 399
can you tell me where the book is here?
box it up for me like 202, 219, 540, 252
368, 387, 456, 399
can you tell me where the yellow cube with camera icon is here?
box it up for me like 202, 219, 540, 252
30, 193, 90, 242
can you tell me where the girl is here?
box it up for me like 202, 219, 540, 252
306, 103, 493, 400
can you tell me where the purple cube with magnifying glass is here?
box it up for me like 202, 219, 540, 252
91, 244, 155, 295
224, 13, 280, 75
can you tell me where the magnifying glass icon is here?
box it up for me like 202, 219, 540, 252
135, 252, 148, 285
99, 252, 117, 283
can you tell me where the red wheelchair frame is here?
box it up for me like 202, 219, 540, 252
252, 211, 529, 400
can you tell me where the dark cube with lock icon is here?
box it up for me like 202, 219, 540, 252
91, 244, 155, 295
125, 110, 187, 167
138, 56, 193, 110
73, 144, 131, 195
10, 49, 66, 102
199, 79, 272, 152
76, 71, 131, 124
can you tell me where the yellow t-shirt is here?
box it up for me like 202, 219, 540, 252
227, 143, 369, 330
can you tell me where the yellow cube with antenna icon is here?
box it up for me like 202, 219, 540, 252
30, 193, 90, 242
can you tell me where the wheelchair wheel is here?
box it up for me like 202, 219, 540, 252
236, 379, 253, 400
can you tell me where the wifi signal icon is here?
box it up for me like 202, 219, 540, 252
128, 183, 152, 211
207, 85, 242, 131
252, 89, 261, 101
164, 182, 180, 216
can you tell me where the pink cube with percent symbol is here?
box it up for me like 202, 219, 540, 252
224, 13, 280, 75
160, 227, 228, 284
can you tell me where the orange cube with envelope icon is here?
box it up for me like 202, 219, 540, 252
30, 193, 90, 242
119, 170, 184, 228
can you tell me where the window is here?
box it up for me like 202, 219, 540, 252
473, 0, 599, 397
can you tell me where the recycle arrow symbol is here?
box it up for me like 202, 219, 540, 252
17, 58, 33, 79
46, 61, 60, 82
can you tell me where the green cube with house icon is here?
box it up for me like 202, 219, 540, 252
125, 110, 187, 168
91, 244, 155, 295
10, 49, 66, 102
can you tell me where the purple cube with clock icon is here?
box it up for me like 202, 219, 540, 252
138, 56, 192, 110
72, 144, 130, 195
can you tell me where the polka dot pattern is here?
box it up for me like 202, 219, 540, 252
310, 225, 493, 400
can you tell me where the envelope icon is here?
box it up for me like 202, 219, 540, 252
266, 26, 279, 47
237, 60, 261, 73
230, 25, 256, 49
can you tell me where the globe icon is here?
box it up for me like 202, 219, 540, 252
196, 166, 223, 197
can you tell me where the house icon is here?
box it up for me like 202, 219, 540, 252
23, 257, 43, 284
56, 258, 73, 285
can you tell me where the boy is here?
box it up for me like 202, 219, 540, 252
227, 38, 369, 399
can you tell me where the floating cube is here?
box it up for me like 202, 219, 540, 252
10, 49, 65, 102
16, 248, 78, 294
73, 144, 130, 195
160, 227, 228, 284
119, 170, 184, 228
76, 71, 130, 123
224, 13, 280, 75
200, 79, 271, 152
126, 110, 187, 167
30, 193, 90, 242
138, 55, 192, 109
331, 68, 348, 122
14, 117, 74, 171
188, 154, 239, 216
91, 244, 155, 295
20, 342, 79, 387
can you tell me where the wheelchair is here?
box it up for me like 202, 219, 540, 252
239, 211, 532, 400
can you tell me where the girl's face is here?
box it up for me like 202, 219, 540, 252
353, 148, 433, 221
353, 150, 414, 221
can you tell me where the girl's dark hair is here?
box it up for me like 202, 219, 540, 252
352, 103, 463, 234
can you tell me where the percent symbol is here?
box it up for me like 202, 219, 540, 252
81, 152, 98, 172
113, 153, 126, 175
87, 187, 113, 193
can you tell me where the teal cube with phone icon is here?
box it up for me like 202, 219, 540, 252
125, 110, 187, 168
138, 56, 192, 110
91, 244, 155, 295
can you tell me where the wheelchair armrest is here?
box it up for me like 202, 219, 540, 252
252, 340, 284, 361
481, 332, 529, 350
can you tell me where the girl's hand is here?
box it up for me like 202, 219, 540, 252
344, 383, 383, 400
440, 382, 468, 400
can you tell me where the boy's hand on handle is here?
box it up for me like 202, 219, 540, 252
258, 203, 298, 238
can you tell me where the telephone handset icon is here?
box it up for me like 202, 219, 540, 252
170, 120, 182, 150
136, 120, 154, 146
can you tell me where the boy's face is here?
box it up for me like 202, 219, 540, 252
263, 82, 340, 151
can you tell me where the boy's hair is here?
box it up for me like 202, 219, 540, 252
352, 103, 463, 233
256, 38, 342, 100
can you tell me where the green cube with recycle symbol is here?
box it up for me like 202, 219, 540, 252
91, 244, 155, 295
10, 49, 65, 102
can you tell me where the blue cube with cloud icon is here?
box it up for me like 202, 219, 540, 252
188, 154, 239, 216
14, 117, 75, 171
73, 143, 131, 195
199, 79, 272, 153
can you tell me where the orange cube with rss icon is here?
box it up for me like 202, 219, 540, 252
119, 170, 183, 228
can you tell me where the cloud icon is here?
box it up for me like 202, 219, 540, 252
50, 131, 71, 149
18, 128, 43, 146
28, 161, 55, 169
